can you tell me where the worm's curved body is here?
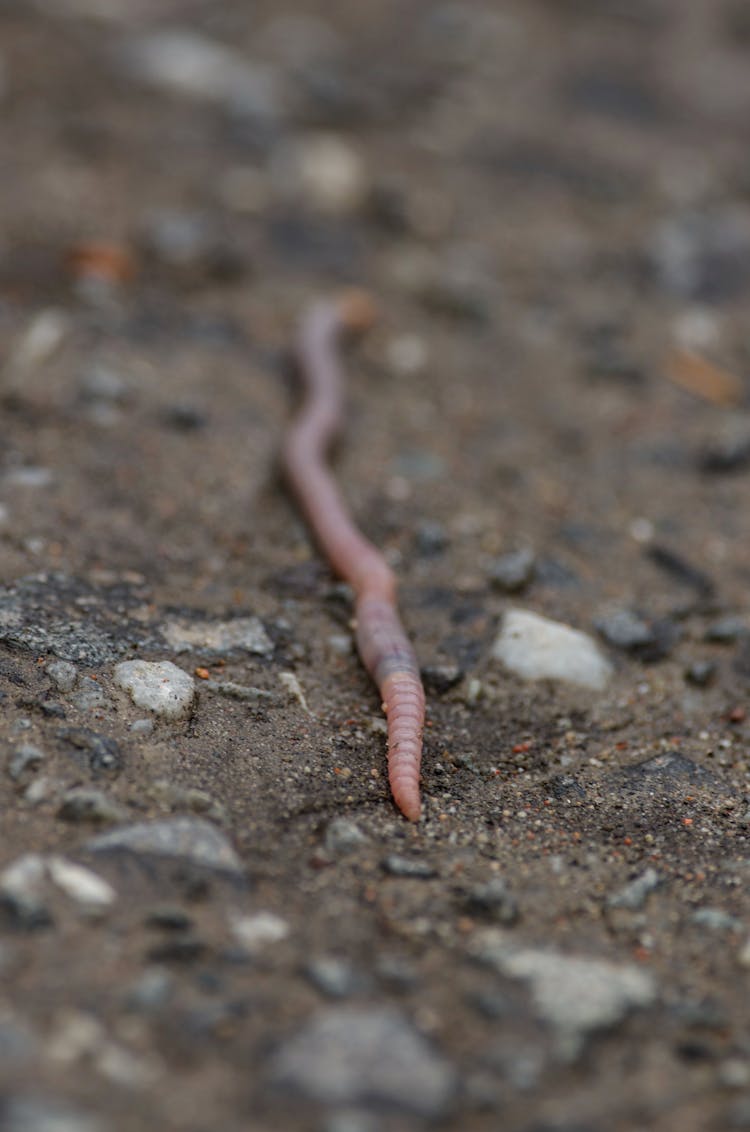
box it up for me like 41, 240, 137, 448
283, 295, 425, 821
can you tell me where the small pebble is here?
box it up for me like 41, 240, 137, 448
305, 956, 361, 999
421, 664, 463, 695
487, 548, 536, 593
87, 816, 242, 874
685, 660, 717, 688
78, 364, 132, 405
7, 743, 45, 782
114, 660, 195, 719
704, 616, 747, 644
607, 868, 661, 911
324, 817, 368, 857
0, 854, 51, 928
122, 30, 281, 119
464, 878, 520, 925
162, 616, 273, 656
385, 333, 429, 378
46, 857, 116, 910
595, 608, 680, 662
4, 467, 55, 489
57, 789, 127, 825
413, 519, 448, 557
691, 908, 744, 933
71, 676, 107, 712
229, 911, 290, 953
272, 133, 368, 214
382, 855, 436, 880
46, 660, 78, 693
493, 609, 612, 691
6, 309, 68, 376
129, 718, 155, 735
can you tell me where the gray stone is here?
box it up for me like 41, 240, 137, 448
122, 30, 281, 120
492, 609, 612, 691
474, 931, 656, 1058
114, 659, 195, 719
691, 907, 745, 933
271, 1006, 457, 1117
71, 676, 107, 712
607, 868, 662, 911
488, 548, 536, 593
7, 744, 45, 782
323, 818, 368, 857
0, 1096, 104, 1132
704, 616, 747, 644
382, 855, 437, 879
162, 616, 273, 657
595, 607, 680, 661
57, 789, 127, 825
87, 816, 242, 874
464, 878, 520, 925
306, 956, 363, 999
46, 660, 78, 693
0, 854, 51, 929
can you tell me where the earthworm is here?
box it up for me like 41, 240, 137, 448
283, 293, 425, 821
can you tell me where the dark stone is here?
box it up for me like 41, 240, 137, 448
421, 664, 463, 695
146, 937, 207, 963
413, 520, 449, 557
698, 435, 750, 475
645, 544, 715, 601
614, 751, 727, 796
704, 616, 747, 644
595, 608, 680, 662
463, 878, 519, 925
57, 727, 123, 774
546, 774, 587, 801
160, 404, 209, 432
487, 549, 536, 593
144, 907, 194, 932
560, 69, 664, 124
684, 661, 717, 688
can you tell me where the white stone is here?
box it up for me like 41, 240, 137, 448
492, 609, 612, 691
0, 853, 46, 901
114, 660, 195, 719
274, 133, 368, 214
47, 857, 116, 909
230, 911, 290, 953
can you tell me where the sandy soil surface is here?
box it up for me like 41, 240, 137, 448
1, 1, 749, 1129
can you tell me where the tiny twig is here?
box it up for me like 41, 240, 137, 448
282, 293, 425, 821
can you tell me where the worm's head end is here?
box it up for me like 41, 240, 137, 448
338, 289, 377, 335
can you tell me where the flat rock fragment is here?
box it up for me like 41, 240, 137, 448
492, 608, 613, 690
113, 660, 195, 719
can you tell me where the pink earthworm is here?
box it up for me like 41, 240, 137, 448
283, 292, 425, 822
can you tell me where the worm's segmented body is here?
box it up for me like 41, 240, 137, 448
283, 295, 425, 821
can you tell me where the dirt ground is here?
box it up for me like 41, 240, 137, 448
1, 1, 749, 1129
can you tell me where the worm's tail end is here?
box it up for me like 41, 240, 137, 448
382, 671, 425, 822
